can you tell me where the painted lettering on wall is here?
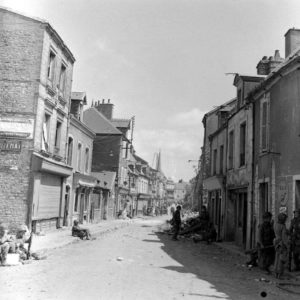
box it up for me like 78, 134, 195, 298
0, 140, 22, 152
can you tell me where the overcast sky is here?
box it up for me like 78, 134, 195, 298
2, 0, 300, 181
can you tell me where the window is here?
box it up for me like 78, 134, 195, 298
260, 93, 270, 152
58, 63, 66, 93
228, 130, 234, 169
67, 137, 73, 166
47, 51, 56, 81
220, 145, 224, 174
240, 123, 246, 166
85, 148, 90, 173
213, 149, 217, 175
42, 113, 51, 151
74, 191, 79, 212
77, 143, 82, 171
54, 121, 62, 150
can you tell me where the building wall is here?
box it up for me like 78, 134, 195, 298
66, 121, 94, 224
254, 69, 300, 230
0, 11, 44, 229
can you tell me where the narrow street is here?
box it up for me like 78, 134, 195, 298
0, 217, 298, 300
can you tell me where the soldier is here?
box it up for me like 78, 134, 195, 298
290, 208, 300, 271
172, 205, 182, 241
274, 212, 289, 279
257, 212, 275, 274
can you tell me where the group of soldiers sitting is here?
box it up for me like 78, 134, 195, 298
255, 208, 300, 279
0, 223, 31, 266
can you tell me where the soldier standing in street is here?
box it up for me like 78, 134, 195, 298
257, 212, 275, 274
172, 205, 182, 241
290, 208, 300, 271
274, 212, 289, 279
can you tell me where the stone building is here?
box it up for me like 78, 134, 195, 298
0, 7, 75, 231
251, 30, 300, 242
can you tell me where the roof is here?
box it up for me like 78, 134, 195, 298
251, 46, 300, 99
71, 92, 87, 104
92, 171, 116, 191
83, 108, 122, 135
111, 119, 131, 129
233, 74, 265, 86
133, 153, 148, 165
0, 6, 75, 63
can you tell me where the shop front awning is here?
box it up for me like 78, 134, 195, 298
32, 152, 73, 177
73, 173, 98, 188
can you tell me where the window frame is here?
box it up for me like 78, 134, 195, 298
239, 122, 246, 167
260, 93, 270, 153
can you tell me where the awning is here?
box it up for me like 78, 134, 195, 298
92, 171, 116, 191
73, 173, 98, 188
32, 152, 72, 177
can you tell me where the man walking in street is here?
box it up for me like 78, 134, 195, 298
172, 205, 181, 241
290, 208, 300, 271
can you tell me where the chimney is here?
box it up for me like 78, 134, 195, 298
256, 50, 283, 75
285, 28, 300, 58
94, 98, 114, 119
256, 56, 269, 75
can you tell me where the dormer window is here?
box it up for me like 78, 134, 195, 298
237, 89, 243, 108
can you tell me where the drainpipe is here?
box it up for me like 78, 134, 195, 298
250, 98, 256, 249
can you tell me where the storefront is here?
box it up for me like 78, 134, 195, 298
31, 152, 72, 232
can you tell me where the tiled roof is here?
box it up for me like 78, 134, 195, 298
111, 119, 131, 129
83, 108, 122, 135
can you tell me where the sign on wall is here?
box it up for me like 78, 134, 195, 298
0, 140, 22, 152
0, 117, 34, 139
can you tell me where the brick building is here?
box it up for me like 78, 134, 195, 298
0, 8, 75, 231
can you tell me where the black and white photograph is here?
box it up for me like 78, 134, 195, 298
1, 0, 300, 299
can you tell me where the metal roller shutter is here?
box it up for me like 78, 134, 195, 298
36, 174, 62, 219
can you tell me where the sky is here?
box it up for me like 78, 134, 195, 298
1, 0, 300, 181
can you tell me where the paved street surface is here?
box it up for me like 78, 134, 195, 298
1, 217, 299, 300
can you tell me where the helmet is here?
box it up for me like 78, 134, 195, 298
263, 212, 272, 219
18, 224, 28, 232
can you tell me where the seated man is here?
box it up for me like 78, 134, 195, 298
72, 220, 92, 240
0, 223, 14, 265
15, 224, 32, 260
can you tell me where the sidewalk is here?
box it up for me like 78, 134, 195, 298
30, 218, 134, 253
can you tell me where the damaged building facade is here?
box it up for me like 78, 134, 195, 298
198, 28, 300, 250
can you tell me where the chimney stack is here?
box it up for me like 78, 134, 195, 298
256, 50, 283, 75
285, 28, 300, 58
94, 98, 114, 119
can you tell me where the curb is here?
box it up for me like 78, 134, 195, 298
33, 220, 133, 254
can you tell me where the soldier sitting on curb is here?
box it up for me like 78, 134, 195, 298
72, 220, 93, 240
